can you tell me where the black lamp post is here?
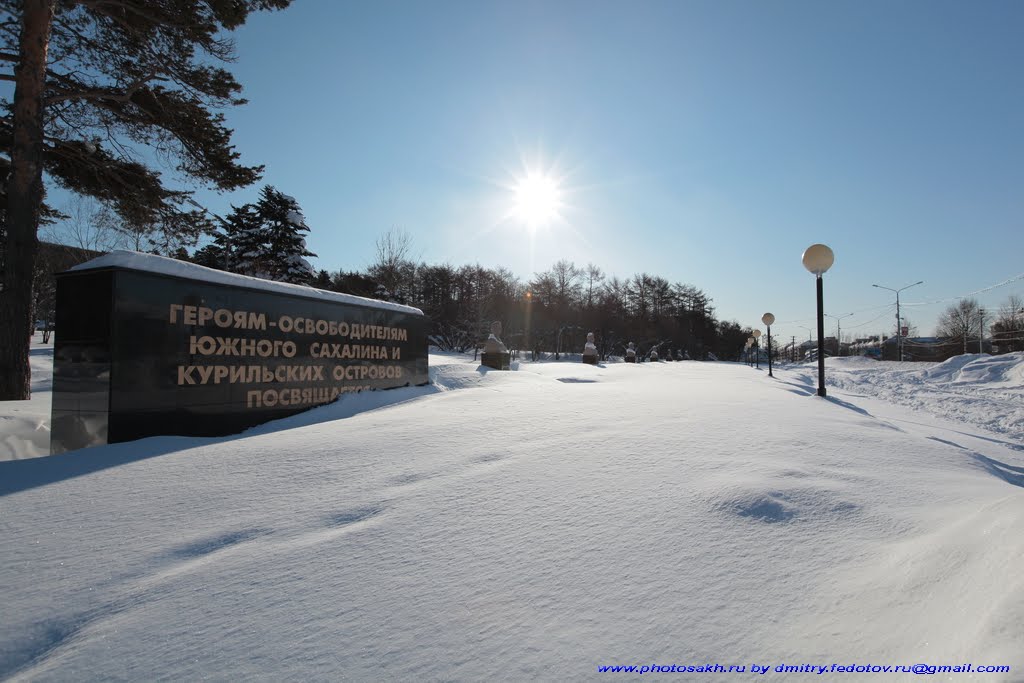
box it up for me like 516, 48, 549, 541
752, 329, 761, 369
762, 312, 775, 377
802, 244, 834, 397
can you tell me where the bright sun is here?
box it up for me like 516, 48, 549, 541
512, 172, 561, 227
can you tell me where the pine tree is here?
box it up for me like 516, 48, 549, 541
189, 242, 224, 270
310, 269, 332, 290
1, 0, 292, 399
208, 186, 315, 284
219, 202, 264, 277
254, 186, 315, 284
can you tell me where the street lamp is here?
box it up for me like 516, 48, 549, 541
872, 281, 923, 361
746, 337, 754, 366
762, 312, 775, 377
752, 329, 762, 370
824, 312, 854, 356
802, 244, 834, 397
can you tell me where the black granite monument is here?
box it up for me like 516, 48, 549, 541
51, 254, 430, 453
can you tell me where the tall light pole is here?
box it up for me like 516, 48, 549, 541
762, 313, 775, 377
872, 281, 923, 361
752, 329, 762, 370
825, 312, 854, 356
797, 325, 813, 359
979, 308, 985, 354
802, 244, 834, 397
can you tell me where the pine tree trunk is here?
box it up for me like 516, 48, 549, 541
0, 0, 54, 400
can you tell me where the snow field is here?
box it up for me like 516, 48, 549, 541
1, 352, 1023, 680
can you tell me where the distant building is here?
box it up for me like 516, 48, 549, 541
781, 336, 839, 361
881, 336, 991, 362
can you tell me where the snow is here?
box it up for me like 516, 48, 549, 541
70, 251, 423, 315
0, 342, 52, 460
285, 253, 313, 275
816, 355, 1024, 443
2, 348, 1024, 680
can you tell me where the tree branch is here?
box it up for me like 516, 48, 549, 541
44, 70, 165, 105
73, 0, 199, 30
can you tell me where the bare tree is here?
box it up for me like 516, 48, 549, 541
935, 298, 981, 350
42, 196, 122, 252
990, 294, 1024, 353
550, 259, 582, 307
43, 196, 203, 254
626, 273, 654, 320
583, 263, 604, 309
374, 226, 413, 267
528, 269, 558, 307
369, 227, 416, 300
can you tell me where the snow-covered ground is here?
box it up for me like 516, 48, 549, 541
2, 344, 1023, 681
0, 337, 53, 460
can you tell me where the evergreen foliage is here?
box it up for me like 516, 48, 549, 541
1, 0, 292, 399
256, 187, 315, 284
2, 0, 290, 245
203, 186, 315, 284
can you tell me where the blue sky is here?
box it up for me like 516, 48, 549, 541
67, 1, 1024, 339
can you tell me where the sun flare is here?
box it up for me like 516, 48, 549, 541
512, 172, 562, 227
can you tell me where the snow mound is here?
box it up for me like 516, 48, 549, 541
918, 353, 987, 382
821, 351, 1024, 443
430, 359, 493, 392
0, 340, 53, 460
715, 487, 861, 524
0, 415, 49, 460
728, 492, 797, 522
950, 352, 1024, 385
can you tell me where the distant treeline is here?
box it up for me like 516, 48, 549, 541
287, 257, 750, 361
180, 227, 752, 360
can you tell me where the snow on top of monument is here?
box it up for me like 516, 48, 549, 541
70, 250, 423, 315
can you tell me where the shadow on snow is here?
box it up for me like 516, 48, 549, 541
0, 383, 440, 498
